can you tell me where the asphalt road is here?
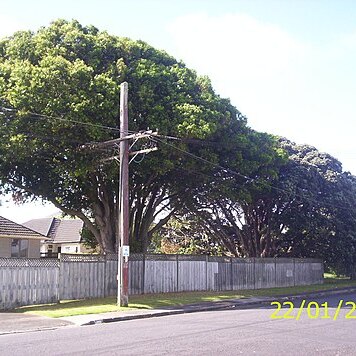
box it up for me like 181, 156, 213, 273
0, 291, 355, 356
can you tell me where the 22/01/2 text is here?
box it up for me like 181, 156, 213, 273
270, 300, 356, 320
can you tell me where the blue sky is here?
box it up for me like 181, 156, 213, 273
1, 0, 356, 222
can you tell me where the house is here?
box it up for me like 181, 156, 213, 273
0, 216, 48, 258
23, 217, 91, 256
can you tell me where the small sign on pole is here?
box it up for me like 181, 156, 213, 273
122, 245, 130, 257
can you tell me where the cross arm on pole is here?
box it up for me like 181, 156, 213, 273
81, 131, 158, 151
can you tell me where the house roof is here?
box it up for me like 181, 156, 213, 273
22, 218, 53, 236
0, 216, 48, 240
23, 217, 84, 243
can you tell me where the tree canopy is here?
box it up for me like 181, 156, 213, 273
166, 138, 356, 274
0, 19, 355, 274
0, 19, 277, 253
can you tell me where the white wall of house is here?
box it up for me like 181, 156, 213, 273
41, 243, 60, 254
41, 242, 93, 255
60, 243, 83, 254
40, 244, 47, 254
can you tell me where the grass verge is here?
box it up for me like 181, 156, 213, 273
11, 277, 356, 318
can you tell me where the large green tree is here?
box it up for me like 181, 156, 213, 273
185, 137, 356, 273
177, 132, 286, 258
0, 19, 258, 253
276, 139, 356, 274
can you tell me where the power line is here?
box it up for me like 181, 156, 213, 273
0, 105, 137, 134
155, 133, 182, 141
150, 136, 254, 183
150, 135, 354, 213
4, 132, 89, 146
1, 105, 354, 212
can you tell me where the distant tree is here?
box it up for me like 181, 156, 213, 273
181, 132, 286, 257
80, 226, 99, 252
150, 216, 228, 255
185, 137, 356, 274
276, 141, 356, 274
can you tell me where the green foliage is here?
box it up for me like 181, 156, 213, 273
0, 19, 252, 253
1, 19, 353, 272
273, 139, 356, 274
81, 226, 99, 251
183, 135, 356, 275
150, 217, 227, 255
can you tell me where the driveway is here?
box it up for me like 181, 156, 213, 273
0, 312, 73, 335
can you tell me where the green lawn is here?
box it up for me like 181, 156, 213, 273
10, 276, 356, 318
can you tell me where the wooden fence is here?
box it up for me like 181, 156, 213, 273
0, 254, 323, 310
0, 258, 59, 310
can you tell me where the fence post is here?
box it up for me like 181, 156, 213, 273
205, 255, 208, 291
293, 258, 296, 286
274, 257, 277, 288
103, 254, 107, 297
176, 254, 179, 292
141, 253, 146, 294
58, 254, 62, 302
253, 258, 256, 290
230, 257, 233, 291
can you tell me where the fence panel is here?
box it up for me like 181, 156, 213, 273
0, 255, 324, 309
129, 254, 143, 295
275, 258, 295, 287
144, 254, 177, 294
206, 261, 219, 291
59, 254, 106, 300
295, 259, 324, 286
231, 258, 255, 290
205, 256, 233, 291
254, 258, 276, 289
177, 255, 206, 292
0, 258, 59, 310
216, 262, 231, 291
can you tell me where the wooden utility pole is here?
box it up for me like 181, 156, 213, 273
81, 82, 157, 307
118, 82, 129, 307
93, 82, 156, 307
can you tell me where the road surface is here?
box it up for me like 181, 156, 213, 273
0, 291, 355, 355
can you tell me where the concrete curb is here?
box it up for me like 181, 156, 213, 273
0, 326, 67, 336
278, 287, 356, 300
80, 286, 356, 326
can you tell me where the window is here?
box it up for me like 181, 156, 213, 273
11, 239, 29, 258
11, 239, 19, 257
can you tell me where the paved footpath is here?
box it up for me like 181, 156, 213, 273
1, 286, 356, 335
0, 313, 73, 335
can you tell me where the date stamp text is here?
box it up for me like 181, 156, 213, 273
270, 300, 356, 320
